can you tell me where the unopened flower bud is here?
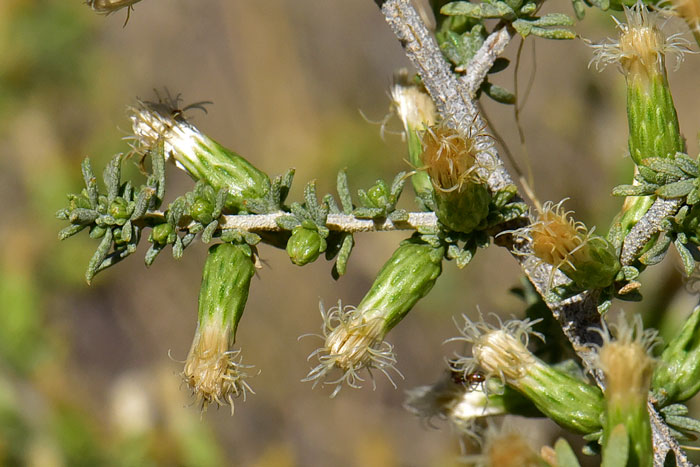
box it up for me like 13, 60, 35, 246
652, 305, 700, 406
130, 97, 271, 212
420, 124, 492, 233
592, 314, 658, 467
303, 239, 443, 396
286, 226, 327, 266
452, 315, 604, 435
183, 243, 256, 413
516, 200, 620, 289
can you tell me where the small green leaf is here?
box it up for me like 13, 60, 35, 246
482, 81, 516, 104
530, 13, 575, 26
643, 157, 685, 177
657, 179, 695, 198
332, 233, 354, 279
554, 438, 582, 467
58, 224, 87, 240
82, 158, 99, 207
674, 153, 699, 177
674, 237, 695, 276
611, 184, 656, 196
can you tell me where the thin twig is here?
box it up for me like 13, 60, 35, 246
217, 212, 438, 233
621, 198, 682, 266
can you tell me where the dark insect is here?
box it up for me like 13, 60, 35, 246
449, 368, 485, 389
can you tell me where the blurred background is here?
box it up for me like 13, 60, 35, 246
1, 0, 700, 465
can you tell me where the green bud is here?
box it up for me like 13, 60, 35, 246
303, 239, 444, 396
652, 306, 700, 406
286, 226, 326, 266
151, 223, 173, 245
420, 125, 491, 233
190, 197, 214, 225
109, 198, 131, 220
183, 243, 256, 412
130, 100, 271, 212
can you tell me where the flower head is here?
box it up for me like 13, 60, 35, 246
450, 314, 543, 383
420, 123, 488, 193
302, 301, 400, 398
128, 93, 209, 170
389, 71, 437, 134
589, 4, 691, 81
512, 200, 620, 289
183, 320, 255, 414
590, 313, 659, 402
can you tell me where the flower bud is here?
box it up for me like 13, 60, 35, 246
183, 243, 256, 413
592, 314, 658, 467
516, 201, 620, 289
286, 226, 327, 266
452, 315, 605, 435
390, 71, 437, 198
303, 239, 443, 396
150, 223, 173, 245
652, 305, 700, 406
130, 97, 271, 212
420, 124, 492, 233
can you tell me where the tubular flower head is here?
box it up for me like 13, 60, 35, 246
451, 314, 605, 435
302, 301, 398, 398
183, 321, 255, 413
303, 240, 444, 397
591, 314, 658, 467
420, 123, 492, 233
390, 71, 438, 198
183, 243, 257, 413
515, 200, 620, 289
129, 94, 270, 212
589, 4, 690, 83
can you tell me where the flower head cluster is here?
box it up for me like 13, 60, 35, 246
590, 4, 691, 81
450, 314, 543, 384
183, 321, 255, 414
302, 301, 400, 398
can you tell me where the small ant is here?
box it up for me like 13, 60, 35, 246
449, 368, 485, 389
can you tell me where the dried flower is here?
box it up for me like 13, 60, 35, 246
513, 200, 620, 289
420, 123, 492, 233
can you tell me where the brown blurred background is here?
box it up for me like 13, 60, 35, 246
1, 0, 700, 465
